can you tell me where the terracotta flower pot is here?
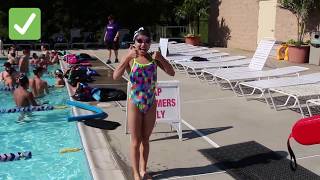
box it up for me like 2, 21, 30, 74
185, 36, 201, 46
288, 45, 310, 63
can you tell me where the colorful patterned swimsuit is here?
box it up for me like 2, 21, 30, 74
129, 58, 157, 113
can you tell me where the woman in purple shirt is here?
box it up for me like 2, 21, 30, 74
104, 15, 120, 64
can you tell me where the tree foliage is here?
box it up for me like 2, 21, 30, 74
0, 0, 184, 41
279, 0, 318, 45
175, 0, 209, 35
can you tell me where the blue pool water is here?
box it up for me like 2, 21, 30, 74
0, 64, 92, 179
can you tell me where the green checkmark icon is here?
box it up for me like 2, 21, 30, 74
9, 8, 41, 40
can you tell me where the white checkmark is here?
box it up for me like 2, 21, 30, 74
14, 13, 36, 35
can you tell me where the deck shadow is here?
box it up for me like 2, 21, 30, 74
83, 119, 121, 130
150, 164, 224, 179
150, 126, 232, 142
199, 141, 319, 180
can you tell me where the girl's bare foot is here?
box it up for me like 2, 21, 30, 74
133, 172, 141, 180
140, 172, 152, 180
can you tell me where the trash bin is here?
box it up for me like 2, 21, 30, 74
309, 31, 320, 65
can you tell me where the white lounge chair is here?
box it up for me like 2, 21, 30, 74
268, 83, 320, 117
177, 57, 249, 78
182, 49, 220, 56
169, 52, 231, 73
199, 39, 275, 83
202, 38, 275, 74
214, 66, 308, 95
306, 99, 320, 116
238, 72, 320, 106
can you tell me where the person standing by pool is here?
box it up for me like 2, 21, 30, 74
113, 27, 175, 180
104, 15, 120, 64
7, 46, 18, 65
19, 49, 30, 74
41, 45, 50, 61
29, 66, 49, 98
14, 74, 38, 107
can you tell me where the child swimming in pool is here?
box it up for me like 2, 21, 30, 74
13, 74, 38, 107
54, 69, 65, 87
113, 27, 175, 180
29, 66, 49, 98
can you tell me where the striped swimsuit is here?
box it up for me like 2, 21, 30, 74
129, 58, 157, 113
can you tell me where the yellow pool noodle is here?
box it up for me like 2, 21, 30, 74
59, 148, 82, 154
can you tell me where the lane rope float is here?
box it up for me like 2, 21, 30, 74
0, 151, 32, 162
0, 105, 68, 113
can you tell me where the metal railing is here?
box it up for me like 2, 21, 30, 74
154, 26, 187, 41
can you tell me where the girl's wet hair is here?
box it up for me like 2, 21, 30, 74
55, 69, 63, 78
18, 74, 29, 86
3, 62, 11, 68
33, 66, 44, 75
133, 27, 150, 41
32, 53, 38, 59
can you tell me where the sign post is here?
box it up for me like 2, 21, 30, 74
125, 80, 182, 140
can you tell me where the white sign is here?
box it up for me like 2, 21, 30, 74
155, 81, 180, 122
159, 38, 169, 57
125, 80, 182, 140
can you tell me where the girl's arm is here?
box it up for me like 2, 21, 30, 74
113, 46, 137, 80
153, 51, 175, 76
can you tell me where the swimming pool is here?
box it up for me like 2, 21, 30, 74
0, 64, 92, 179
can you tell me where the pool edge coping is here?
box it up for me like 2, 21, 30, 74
61, 60, 127, 180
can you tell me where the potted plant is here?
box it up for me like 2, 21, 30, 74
175, 0, 209, 46
279, 0, 318, 63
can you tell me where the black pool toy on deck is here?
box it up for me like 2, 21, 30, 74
66, 100, 108, 121
0, 151, 32, 162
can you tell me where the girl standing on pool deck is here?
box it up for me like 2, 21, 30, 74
113, 27, 175, 180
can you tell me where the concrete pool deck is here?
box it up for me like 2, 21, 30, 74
65, 47, 320, 180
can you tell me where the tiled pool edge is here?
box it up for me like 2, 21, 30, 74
61, 61, 127, 180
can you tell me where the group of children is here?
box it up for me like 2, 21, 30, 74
0, 45, 65, 107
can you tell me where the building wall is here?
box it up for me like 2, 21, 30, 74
274, 6, 298, 42
209, 0, 259, 51
209, 0, 320, 51
275, 4, 320, 42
